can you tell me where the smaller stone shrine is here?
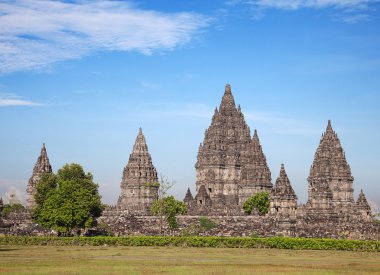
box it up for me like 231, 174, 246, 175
270, 164, 298, 218
116, 128, 159, 214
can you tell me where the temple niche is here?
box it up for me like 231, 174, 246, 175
117, 128, 159, 213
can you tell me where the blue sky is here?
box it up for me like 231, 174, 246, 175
1, 0, 380, 209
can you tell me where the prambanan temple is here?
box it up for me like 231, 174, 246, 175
2, 84, 378, 239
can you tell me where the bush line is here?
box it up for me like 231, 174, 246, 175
0, 236, 379, 251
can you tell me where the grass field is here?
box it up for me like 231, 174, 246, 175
0, 246, 380, 274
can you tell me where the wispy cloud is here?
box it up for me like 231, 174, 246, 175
244, 110, 320, 134
0, 93, 42, 106
139, 81, 161, 91
0, 0, 210, 74
136, 103, 213, 120
229, 0, 379, 22
290, 54, 380, 75
1, 185, 26, 205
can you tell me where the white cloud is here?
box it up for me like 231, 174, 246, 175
244, 110, 320, 134
138, 103, 213, 120
230, 0, 379, 22
2, 186, 26, 205
249, 0, 376, 10
368, 199, 379, 213
0, 93, 41, 106
139, 81, 161, 90
0, 0, 210, 74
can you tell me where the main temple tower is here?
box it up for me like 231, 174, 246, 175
195, 84, 272, 206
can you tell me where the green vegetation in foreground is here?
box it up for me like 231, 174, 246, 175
243, 191, 270, 215
32, 164, 104, 235
1, 203, 25, 218
1, 236, 380, 252
0, 245, 379, 274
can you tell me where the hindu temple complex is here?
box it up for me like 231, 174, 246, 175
1, 84, 378, 239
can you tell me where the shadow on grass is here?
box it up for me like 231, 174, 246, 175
0, 248, 18, 252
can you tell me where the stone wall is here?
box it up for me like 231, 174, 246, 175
98, 210, 380, 240
2, 208, 379, 240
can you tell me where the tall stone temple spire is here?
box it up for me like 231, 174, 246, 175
27, 143, 52, 209
270, 164, 297, 216
195, 84, 271, 206
239, 129, 272, 203
117, 128, 158, 212
308, 120, 354, 209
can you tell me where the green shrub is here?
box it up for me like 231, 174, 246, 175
150, 196, 187, 229
250, 231, 259, 238
180, 223, 200, 237
1, 203, 25, 217
0, 236, 379, 252
243, 192, 270, 215
199, 217, 217, 231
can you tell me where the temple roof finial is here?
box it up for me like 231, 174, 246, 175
280, 163, 287, 177
133, 128, 148, 153
219, 83, 236, 114
326, 120, 333, 132
225, 83, 231, 94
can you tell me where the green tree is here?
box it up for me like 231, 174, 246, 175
32, 173, 57, 221
1, 203, 25, 218
32, 163, 104, 235
149, 174, 173, 234
151, 196, 187, 230
243, 191, 270, 215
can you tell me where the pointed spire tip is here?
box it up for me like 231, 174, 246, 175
225, 83, 231, 93
326, 119, 333, 132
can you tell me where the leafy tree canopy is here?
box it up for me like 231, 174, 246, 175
32, 163, 104, 235
1, 203, 25, 218
243, 191, 270, 215
150, 196, 187, 229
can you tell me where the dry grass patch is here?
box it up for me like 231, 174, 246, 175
0, 246, 379, 274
